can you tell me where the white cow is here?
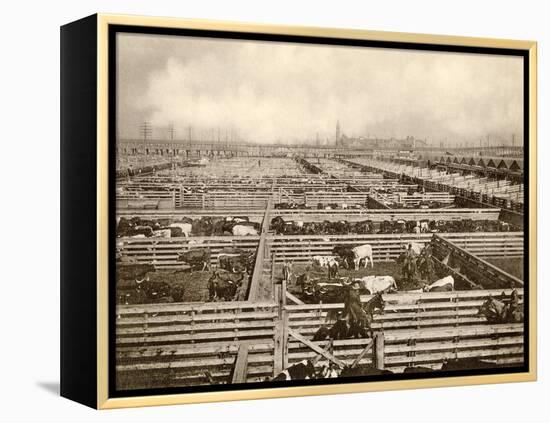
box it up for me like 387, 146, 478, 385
312, 255, 339, 267
232, 225, 258, 236
405, 242, 424, 256
169, 222, 192, 238
351, 244, 374, 269
420, 220, 430, 233
358, 275, 397, 294
152, 229, 172, 238
423, 275, 454, 292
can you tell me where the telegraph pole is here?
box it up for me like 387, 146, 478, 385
140, 121, 152, 155
168, 123, 175, 141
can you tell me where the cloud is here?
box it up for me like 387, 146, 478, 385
117, 33, 523, 146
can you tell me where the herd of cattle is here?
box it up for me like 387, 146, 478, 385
116, 215, 518, 239
116, 246, 255, 304
116, 216, 261, 238
271, 216, 517, 235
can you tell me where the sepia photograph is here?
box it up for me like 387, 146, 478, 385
113, 28, 528, 393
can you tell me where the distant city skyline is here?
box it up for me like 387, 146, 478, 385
117, 33, 524, 147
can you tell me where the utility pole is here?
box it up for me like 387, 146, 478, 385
140, 121, 152, 141
140, 121, 152, 155
168, 123, 175, 141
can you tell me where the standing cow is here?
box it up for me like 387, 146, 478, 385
352, 244, 373, 269
177, 248, 211, 271
169, 222, 192, 237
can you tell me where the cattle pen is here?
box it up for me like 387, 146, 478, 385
115, 153, 526, 390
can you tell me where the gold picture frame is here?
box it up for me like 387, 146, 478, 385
61, 13, 537, 409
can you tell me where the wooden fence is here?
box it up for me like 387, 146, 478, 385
115, 232, 522, 269
431, 234, 524, 287
116, 300, 278, 388
115, 288, 524, 388
266, 232, 523, 263
370, 192, 456, 207
117, 207, 501, 223
248, 199, 272, 301
116, 236, 259, 269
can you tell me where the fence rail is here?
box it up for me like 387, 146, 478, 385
117, 207, 501, 222
116, 288, 524, 388
266, 232, 523, 263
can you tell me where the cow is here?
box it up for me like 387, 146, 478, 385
351, 244, 374, 269
419, 220, 430, 233
271, 360, 316, 381
231, 216, 249, 223
128, 225, 154, 237
116, 263, 156, 282
340, 365, 394, 377
312, 312, 350, 340
152, 229, 172, 238
134, 276, 172, 301
208, 270, 246, 301
332, 245, 356, 269
312, 255, 339, 268
441, 358, 497, 371
177, 248, 211, 271
327, 260, 339, 279
406, 242, 424, 256
218, 253, 250, 273
232, 225, 258, 236
169, 222, 192, 237
423, 275, 454, 292
358, 275, 397, 295
271, 216, 286, 233
403, 366, 434, 374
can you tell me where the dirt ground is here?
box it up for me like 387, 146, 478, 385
117, 269, 213, 304
280, 260, 431, 297
117, 257, 524, 305
485, 257, 524, 281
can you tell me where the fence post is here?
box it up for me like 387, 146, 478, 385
281, 278, 289, 369
273, 284, 284, 376
374, 332, 385, 370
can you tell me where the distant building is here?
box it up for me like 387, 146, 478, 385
340, 133, 427, 150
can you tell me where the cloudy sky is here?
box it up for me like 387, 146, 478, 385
116, 33, 523, 146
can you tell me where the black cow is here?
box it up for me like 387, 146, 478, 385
340, 365, 394, 377
208, 270, 246, 301
116, 263, 156, 282
441, 358, 498, 371
332, 245, 355, 269
218, 254, 248, 273
177, 248, 211, 271
272, 360, 316, 381
403, 366, 434, 374
312, 316, 349, 341
135, 278, 172, 301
